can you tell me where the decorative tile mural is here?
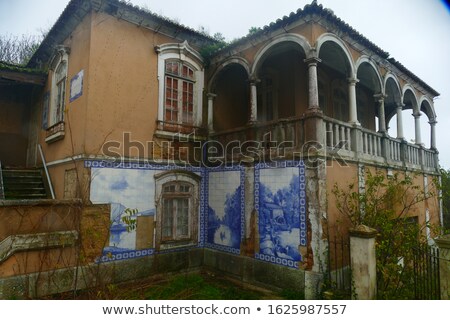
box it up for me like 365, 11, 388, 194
85, 160, 307, 267
254, 161, 306, 268
205, 166, 245, 255
85, 160, 204, 262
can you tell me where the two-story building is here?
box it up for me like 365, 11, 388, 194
0, 0, 441, 297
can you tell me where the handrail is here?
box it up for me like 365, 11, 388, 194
38, 144, 55, 200
0, 160, 4, 200
0, 231, 78, 263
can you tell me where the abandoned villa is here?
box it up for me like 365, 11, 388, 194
0, 0, 446, 299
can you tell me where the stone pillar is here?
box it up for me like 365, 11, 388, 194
430, 120, 437, 150
348, 78, 359, 125
207, 93, 216, 132
396, 103, 405, 140
374, 93, 386, 133
414, 112, 422, 145
249, 79, 258, 123
304, 57, 321, 110
435, 235, 450, 300
349, 225, 377, 300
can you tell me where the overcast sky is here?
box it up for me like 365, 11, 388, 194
1, 0, 449, 167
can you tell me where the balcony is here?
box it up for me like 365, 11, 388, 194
209, 114, 438, 172
45, 121, 65, 143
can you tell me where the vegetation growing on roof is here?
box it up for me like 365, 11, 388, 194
199, 32, 228, 65
0, 60, 46, 75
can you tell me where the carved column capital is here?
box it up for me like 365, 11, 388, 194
304, 56, 322, 66
373, 93, 387, 103
347, 78, 359, 86
207, 93, 217, 100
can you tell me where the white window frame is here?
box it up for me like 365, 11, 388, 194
49, 47, 69, 127
156, 41, 204, 129
164, 60, 196, 125
161, 181, 193, 241
154, 170, 200, 250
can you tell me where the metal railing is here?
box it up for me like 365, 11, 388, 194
0, 161, 4, 200
38, 144, 55, 199
46, 121, 65, 138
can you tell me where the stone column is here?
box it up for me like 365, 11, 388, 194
430, 120, 437, 150
435, 235, 450, 300
374, 94, 387, 133
414, 112, 422, 145
207, 93, 216, 132
249, 79, 259, 123
304, 57, 321, 110
396, 103, 404, 140
348, 78, 359, 125
349, 225, 377, 300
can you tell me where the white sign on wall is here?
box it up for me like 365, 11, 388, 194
70, 69, 84, 102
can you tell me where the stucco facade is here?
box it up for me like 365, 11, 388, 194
0, 0, 442, 297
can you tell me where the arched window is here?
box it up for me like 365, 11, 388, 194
156, 41, 204, 133
45, 46, 69, 143
164, 60, 195, 124
154, 170, 200, 250
53, 61, 67, 124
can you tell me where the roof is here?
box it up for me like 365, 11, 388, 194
25, 0, 438, 97
215, 0, 439, 97
387, 58, 439, 97
0, 61, 47, 86
27, 0, 218, 68
216, 1, 389, 58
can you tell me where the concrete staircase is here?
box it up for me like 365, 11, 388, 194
1, 168, 48, 200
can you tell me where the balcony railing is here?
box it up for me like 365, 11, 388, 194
361, 129, 383, 158
209, 114, 438, 172
210, 117, 305, 158
324, 118, 352, 152
387, 138, 402, 162
45, 121, 65, 143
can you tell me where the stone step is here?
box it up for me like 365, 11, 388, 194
1, 168, 48, 200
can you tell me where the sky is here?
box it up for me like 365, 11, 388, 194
1, 0, 449, 167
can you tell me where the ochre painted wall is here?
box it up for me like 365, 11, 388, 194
326, 160, 441, 238
37, 12, 92, 163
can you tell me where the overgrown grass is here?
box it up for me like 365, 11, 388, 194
140, 274, 263, 300
63, 273, 266, 300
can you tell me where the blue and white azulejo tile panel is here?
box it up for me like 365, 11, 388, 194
254, 161, 306, 268
205, 166, 244, 255
86, 160, 204, 262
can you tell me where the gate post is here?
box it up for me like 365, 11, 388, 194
349, 225, 377, 299
435, 235, 450, 299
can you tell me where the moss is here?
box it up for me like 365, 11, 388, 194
0, 61, 47, 75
